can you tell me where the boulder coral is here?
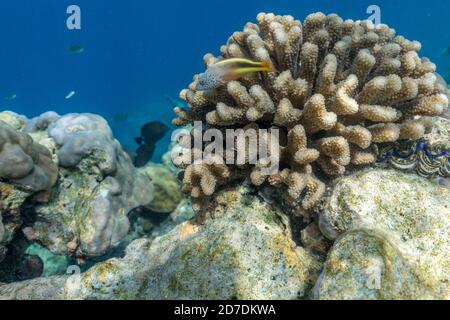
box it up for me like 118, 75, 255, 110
0, 111, 155, 259
172, 12, 448, 213
0, 119, 58, 263
27, 113, 155, 258
139, 163, 183, 213
0, 121, 58, 192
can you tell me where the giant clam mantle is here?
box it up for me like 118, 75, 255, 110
375, 139, 450, 178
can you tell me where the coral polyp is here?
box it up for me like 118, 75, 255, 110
173, 12, 448, 213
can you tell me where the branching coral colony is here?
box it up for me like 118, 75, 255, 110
172, 12, 448, 215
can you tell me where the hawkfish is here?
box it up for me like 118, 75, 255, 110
195, 58, 273, 91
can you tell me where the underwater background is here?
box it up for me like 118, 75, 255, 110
0, 0, 449, 300
1, 0, 449, 162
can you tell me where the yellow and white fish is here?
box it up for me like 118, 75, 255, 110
195, 58, 272, 91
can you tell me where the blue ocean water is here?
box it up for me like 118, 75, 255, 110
0, 0, 449, 161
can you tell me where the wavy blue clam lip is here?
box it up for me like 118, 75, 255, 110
378, 139, 449, 161
376, 137, 450, 178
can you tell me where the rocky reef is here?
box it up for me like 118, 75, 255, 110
0, 183, 29, 264
1, 166, 448, 300
0, 186, 322, 299
139, 163, 183, 213
316, 168, 449, 299
0, 111, 156, 274
0, 116, 58, 264
172, 12, 448, 214
0, 120, 57, 193
27, 113, 155, 258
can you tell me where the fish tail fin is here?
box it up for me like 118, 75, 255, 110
259, 61, 273, 72
231, 64, 273, 77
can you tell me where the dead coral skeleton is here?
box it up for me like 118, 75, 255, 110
172, 12, 448, 213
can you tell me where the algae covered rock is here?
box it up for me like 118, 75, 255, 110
0, 111, 26, 131
66, 187, 321, 299
27, 113, 155, 258
140, 163, 183, 213
0, 276, 68, 300
316, 168, 450, 299
0, 187, 322, 300
319, 169, 449, 240
0, 183, 32, 263
315, 229, 449, 299
0, 112, 58, 263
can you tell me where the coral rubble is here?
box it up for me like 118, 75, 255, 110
172, 12, 448, 213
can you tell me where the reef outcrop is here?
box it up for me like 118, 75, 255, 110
26, 113, 155, 258
315, 168, 449, 299
0, 121, 58, 192
172, 12, 448, 213
0, 186, 321, 299
139, 163, 183, 213
0, 183, 29, 263
0, 111, 155, 261
1, 168, 448, 300
0, 113, 58, 263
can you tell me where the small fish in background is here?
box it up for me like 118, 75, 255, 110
5, 92, 17, 101
67, 45, 85, 54
112, 112, 130, 122
164, 95, 187, 109
438, 46, 450, 57
133, 121, 170, 167
65, 91, 76, 99
195, 58, 273, 91
134, 144, 156, 168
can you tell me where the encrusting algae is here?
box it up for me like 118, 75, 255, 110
172, 12, 448, 214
